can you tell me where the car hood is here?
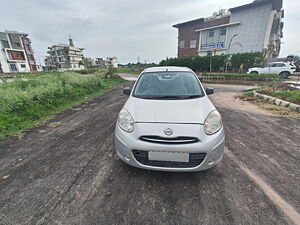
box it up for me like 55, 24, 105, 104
124, 96, 215, 124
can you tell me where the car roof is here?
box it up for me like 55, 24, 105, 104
143, 66, 192, 73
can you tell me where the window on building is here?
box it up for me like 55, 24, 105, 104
17, 52, 25, 58
1, 40, 10, 48
179, 40, 185, 49
13, 42, 21, 47
220, 28, 226, 36
20, 64, 26, 68
190, 40, 197, 48
10, 64, 18, 72
209, 30, 214, 38
57, 50, 64, 56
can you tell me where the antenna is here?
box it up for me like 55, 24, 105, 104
68, 34, 74, 47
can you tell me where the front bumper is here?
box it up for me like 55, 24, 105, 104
114, 122, 225, 172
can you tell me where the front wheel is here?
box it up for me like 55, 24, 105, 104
279, 71, 290, 79
250, 71, 258, 74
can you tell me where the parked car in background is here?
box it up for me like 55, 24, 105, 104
248, 62, 296, 78
114, 66, 225, 172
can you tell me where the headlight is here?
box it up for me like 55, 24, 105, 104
118, 109, 134, 133
204, 110, 222, 135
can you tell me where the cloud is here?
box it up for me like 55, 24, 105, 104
0, 0, 299, 63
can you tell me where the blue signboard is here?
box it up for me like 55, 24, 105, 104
201, 42, 224, 50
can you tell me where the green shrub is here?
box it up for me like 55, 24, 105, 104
0, 73, 105, 114
160, 52, 263, 72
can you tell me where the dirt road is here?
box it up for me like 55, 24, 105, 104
0, 82, 299, 225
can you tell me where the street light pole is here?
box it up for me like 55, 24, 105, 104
210, 49, 217, 73
225, 34, 238, 72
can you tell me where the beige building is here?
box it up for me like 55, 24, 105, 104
105, 57, 118, 68
45, 36, 85, 72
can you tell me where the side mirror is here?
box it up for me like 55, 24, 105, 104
206, 87, 214, 95
123, 87, 131, 95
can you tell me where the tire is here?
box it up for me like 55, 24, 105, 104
279, 71, 290, 79
250, 71, 258, 74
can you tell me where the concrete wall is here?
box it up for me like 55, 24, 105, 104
199, 27, 227, 55
226, 3, 273, 54
200, 28, 227, 47
0, 41, 10, 73
175, 17, 230, 58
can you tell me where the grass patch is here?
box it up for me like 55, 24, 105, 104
116, 67, 143, 74
74, 69, 98, 74
255, 101, 300, 119
201, 73, 280, 79
235, 93, 300, 119
202, 80, 272, 86
0, 71, 59, 79
259, 89, 300, 105
0, 71, 126, 139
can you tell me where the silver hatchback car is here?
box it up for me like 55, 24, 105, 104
115, 66, 225, 172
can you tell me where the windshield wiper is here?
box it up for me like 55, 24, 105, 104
181, 95, 202, 99
139, 95, 201, 100
137, 96, 180, 100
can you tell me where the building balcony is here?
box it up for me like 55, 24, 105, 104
7, 58, 26, 62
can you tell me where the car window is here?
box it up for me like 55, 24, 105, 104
133, 72, 204, 99
264, 64, 272, 67
272, 63, 285, 67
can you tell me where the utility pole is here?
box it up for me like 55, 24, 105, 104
210, 49, 217, 73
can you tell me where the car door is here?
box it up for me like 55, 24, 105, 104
260, 64, 272, 74
270, 63, 284, 74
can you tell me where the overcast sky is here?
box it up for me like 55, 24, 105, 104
1, 0, 299, 64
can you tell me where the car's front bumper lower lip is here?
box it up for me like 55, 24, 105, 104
114, 123, 225, 172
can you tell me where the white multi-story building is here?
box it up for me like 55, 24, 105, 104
45, 36, 85, 72
105, 57, 118, 68
173, 0, 284, 59
0, 31, 37, 73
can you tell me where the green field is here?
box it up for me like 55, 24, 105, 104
0, 71, 125, 139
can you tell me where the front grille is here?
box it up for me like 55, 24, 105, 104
140, 136, 199, 144
132, 150, 206, 168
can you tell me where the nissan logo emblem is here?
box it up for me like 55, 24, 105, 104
164, 128, 173, 136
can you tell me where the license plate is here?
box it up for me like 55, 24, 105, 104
148, 151, 189, 163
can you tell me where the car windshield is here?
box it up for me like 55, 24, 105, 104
133, 72, 204, 100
